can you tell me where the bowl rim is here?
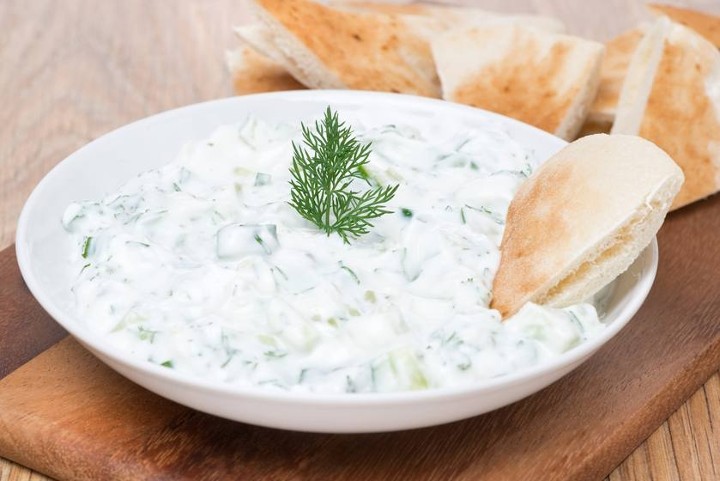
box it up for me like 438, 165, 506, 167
15, 90, 659, 406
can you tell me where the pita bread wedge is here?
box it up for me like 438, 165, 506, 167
247, 0, 441, 97
612, 19, 720, 209
648, 3, 720, 47
226, 46, 305, 95
491, 134, 683, 319
587, 27, 644, 127
330, 2, 566, 33
432, 25, 604, 140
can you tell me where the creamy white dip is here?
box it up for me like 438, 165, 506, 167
63, 114, 604, 393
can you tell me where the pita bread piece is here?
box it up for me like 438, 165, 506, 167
491, 134, 683, 319
612, 19, 720, 209
226, 46, 306, 95
648, 3, 720, 47
587, 28, 644, 127
248, 0, 441, 97
432, 25, 604, 140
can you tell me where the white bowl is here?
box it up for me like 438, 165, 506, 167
15, 91, 658, 433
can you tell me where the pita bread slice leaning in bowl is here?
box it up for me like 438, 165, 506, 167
431, 25, 605, 141
612, 17, 720, 210
491, 134, 683, 319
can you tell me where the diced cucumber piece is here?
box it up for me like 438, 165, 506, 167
254, 172, 272, 186
388, 348, 429, 390
61, 203, 84, 231
81, 236, 94, 259
280, 321, 319, 352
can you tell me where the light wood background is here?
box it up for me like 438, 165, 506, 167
0, 1, 718, 480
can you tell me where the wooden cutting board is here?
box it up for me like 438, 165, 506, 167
0, 195, 719, 481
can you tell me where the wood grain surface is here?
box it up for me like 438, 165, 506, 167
0, 0, 719, 480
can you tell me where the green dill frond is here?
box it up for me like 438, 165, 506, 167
288, 107, 398, 243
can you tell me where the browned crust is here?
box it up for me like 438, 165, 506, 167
230, 47, 306, 95
649, 4, 720, 48
255, 0, 440, 97
449, 32, 593, 135
490, 158, 587, 317
639, 34, 720, 209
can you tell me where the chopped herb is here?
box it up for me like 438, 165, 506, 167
126, 240, 150, 248
455, 137, 472, 151
465, 204, 504, 225
568, 311, 585, 333
221, 353, 235, 368
264, 350, 288, 359
271, 265, 288, 281
339, 262, 360, 284
345, 375, 358, 393
457, 359, 472, 371
400, 208, 413, 218
160, 360, 174, 368
138, 326, 157, 343
521, 163, 533, 177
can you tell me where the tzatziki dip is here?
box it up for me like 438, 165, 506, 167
62, 112, 604, 393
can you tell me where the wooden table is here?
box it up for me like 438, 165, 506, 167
0, 1, 718, 480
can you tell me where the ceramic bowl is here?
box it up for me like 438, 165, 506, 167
15, 91, 658, 432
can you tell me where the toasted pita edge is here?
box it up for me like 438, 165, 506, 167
490, 134, 683, 319
587, 27, 646, 126
611, 17, 671, 135
226, 46, 306, 95
233, 23, 286, 64
246, 0, 348, 90
648, 3, 720, 47
554, 43, 605, 140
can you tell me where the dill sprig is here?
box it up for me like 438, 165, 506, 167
288, 107, 399, 243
